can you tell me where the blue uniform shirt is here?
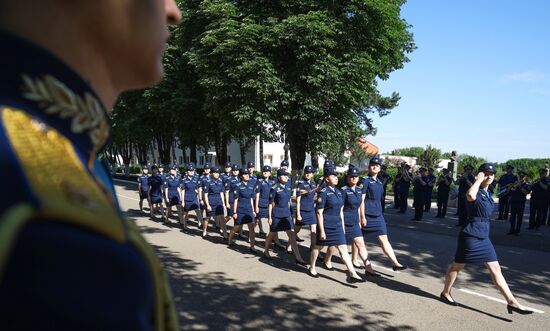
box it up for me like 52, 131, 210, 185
510, 182, 530, 203
234, 181, 255, 213
226, 176, 240, 204
206, 178, 224, 206
437, 175, 453, 193
137, 174, 149, 193
296, 179, 316, 211
342, 186, 362, 224
317, 186, 344, 217
498, 173, 518, 189
270, 183, 292, 218
463, 189, 495, 238
147, 175, 163, 199
256, 178, 273, 208
181, 176, 200, 204
165, 175, 180, 198
361, 176, 384, 217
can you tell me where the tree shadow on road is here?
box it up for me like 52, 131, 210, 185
152, 245, 416, 330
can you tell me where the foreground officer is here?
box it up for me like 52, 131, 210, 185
0, 1, 182, 329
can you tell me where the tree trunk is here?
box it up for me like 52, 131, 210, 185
156, 135, 172, 165
287, 126, 307, 173
259, 135, 264, 168
189, 140, 197, 164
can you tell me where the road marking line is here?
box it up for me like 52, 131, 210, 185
459, 288, 544, 314
117, 194, 140, 202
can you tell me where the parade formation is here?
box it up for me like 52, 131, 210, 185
135, 156, 547, 315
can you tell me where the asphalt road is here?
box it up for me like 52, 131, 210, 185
115, 180, 550, 330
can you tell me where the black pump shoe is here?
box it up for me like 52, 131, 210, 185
365, 271, 381, 277
440, 293, 458, 306
295, 259, 307, 267
308, 268, 320, 278
346, 272, 366, 284
322, 262, 334, 271
507, 304, 534, 315
392, 265, 407, 271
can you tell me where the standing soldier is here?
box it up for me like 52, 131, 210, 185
255, 165, 273, 239
392, 164, 403, 209
397, 164, 413, 214
528, 168, 549, 230
137, 166, 151, 212
379, 165, 392, 213
457, 165, 475, 226
0, 1, 182, 328
148, 165, 165, 220
507, 171, 530, 235
412, 168, 428, 221
496, 165, 518, 220
436, 169, 453, 218
424, 168, 436, 213
181, 163, 203, 230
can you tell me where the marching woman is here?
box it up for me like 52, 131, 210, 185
263, 168, 307, 266
181, 163, 204, 230
440, 164, 533, 315
147, 165, 165, 220
255, 165, 273, 238
361, 157, 407, 271
228, 169, 257, 252
295, 165, 317, 248
203, 167, 226, 238
324, 166, 380, 277
137, 166, 151, 212
164, 165, 183, 225
308, 167, 365, 283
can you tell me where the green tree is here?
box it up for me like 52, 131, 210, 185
417, 145, 442, 169
457, 154, 486, 172
389, 146, 425, 157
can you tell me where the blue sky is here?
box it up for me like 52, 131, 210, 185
375, 0, 550, 162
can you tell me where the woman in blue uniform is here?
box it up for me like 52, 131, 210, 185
323, 166, 379, 277
361, 157, 407, 271
137, 166, 151, 212
295, 165, 317, 248
255, 165, 273, 238
203, 167, 226, 238
308, 167, 365, 283
181, 163, 203, 230
164, 165, 183, 225
441, 163, 533, 315
263, 168, 307, 265
147, 165, 165, 220
228, 169, 258, 252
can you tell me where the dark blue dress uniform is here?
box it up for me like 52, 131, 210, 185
508, 180, 530, 234
412, 175, 427, 221
148, 174, 164, 204
436, 174, 453, 217
165, 174, 181, 206
342, 185, 363, 243
0, 31, 177, 330
256, 173, 273, 219
296, 177, 317, 226
269, 181, 294, 232
423, 173, 436, 212
528, 170, 549, 229
234, 180, 255, 225
398, 170, 412, 213
138, 173, 150, 199
379, 172, 391, 212
361, 175, 388, 237
457, 170, 475, 226
206, 176, 225, 217
316, 186, 346, 246
455, 189, 498, 263
226, 174, 240, 215
181, 175, 200, 211
497, 172, 518, 220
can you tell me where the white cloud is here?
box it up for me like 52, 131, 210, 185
502, 71, 545, 83
532, 88, 550, 96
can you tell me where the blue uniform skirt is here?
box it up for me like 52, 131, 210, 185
208, 204, 225, 217
317, 214, 346, 247
361, 214, 388, 237
168, 195, 181, 206
454, 232, 498, 264
139, 191, 148, 200
257, 207, 269, 219
298, 209, 317, 226
270, 216, 294, 232
150, 194, 163, 204
236, 211, 254, 225
184, 201, 199, 211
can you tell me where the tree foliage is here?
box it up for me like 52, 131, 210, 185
389, 146, 425, 157
416, 145, 442, 169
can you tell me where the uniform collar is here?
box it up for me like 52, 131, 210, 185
0, 31, 111, 163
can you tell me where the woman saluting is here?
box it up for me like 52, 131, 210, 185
440, 163, 533, 315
